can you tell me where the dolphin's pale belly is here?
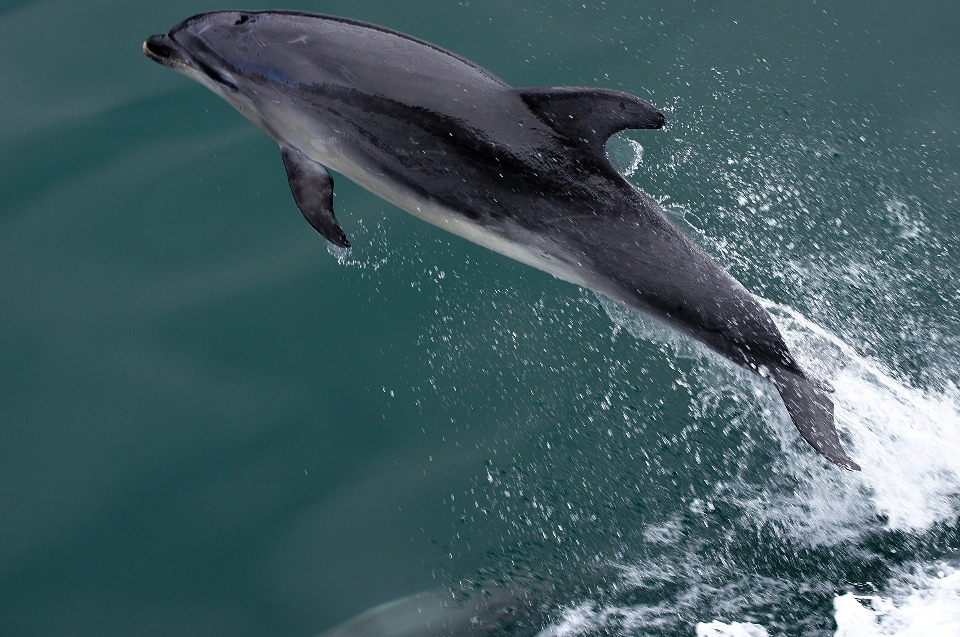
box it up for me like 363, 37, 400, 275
340, 148, 603, 292
310, 136, 597, 291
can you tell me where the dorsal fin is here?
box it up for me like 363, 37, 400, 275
517, 87, 666, 150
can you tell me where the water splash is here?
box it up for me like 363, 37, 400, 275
599, 294, 960, 542
834, 562, 960, 637
764, 300, 960, 534
607, 133, 645, 177
324, 218, 391, 272
697, 621, 769, 637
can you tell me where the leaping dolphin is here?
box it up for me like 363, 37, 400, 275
143, 11, 859, 470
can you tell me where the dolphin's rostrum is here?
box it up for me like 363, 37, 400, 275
144, 11, 859, 470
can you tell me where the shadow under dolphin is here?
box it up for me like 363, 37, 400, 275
143, 11, 858, 470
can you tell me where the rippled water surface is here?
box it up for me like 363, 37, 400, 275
1, 1, 958, 636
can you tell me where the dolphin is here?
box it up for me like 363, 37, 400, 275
313, 587, 542, 637
143, 11, 859, 470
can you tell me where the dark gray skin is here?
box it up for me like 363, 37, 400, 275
144, 11, 858, 470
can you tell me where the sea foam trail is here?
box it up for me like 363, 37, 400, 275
833, 562, 960, 637
696, 621, 769, 636
535, 603, 771, 637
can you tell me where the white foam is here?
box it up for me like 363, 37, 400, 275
696, 620, 769, 637
533, 600, 690, 637
833, 563, 960, 637
534, 563, 960, 637
528, 550, 795, 637
533, 603, 603, 637
765, 301, 960, 533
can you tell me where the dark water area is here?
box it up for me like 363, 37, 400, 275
1, 1, 958, 636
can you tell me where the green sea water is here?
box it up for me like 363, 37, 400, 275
2, 1, 958, 635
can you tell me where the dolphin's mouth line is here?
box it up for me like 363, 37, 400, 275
143, 34, 191, 70
143, 34, 238, 92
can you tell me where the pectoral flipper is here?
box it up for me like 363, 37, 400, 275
281, 145, 350, 248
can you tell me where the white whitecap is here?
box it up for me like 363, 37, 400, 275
833, 562, 960, 637
696, 620, 770, 637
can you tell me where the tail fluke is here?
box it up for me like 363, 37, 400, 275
770, 367, 860, 471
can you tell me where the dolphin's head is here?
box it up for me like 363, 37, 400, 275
144, 12, 253, 94
144, 11, 314, 134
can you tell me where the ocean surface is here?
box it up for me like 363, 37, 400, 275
1, 1, 958, 635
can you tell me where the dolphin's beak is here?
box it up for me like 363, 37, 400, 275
143, 32, 239, 92
143, 34, 191, 72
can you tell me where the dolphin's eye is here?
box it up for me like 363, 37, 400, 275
234, 14, 250, 26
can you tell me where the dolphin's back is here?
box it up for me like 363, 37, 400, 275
202, 12, 512, 119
